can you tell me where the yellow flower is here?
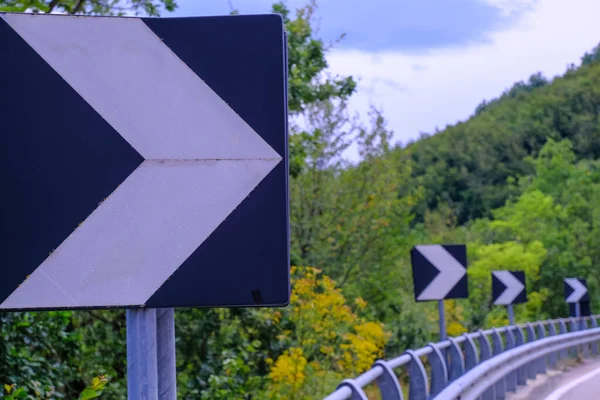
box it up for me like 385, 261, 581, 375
354, 297, 367, 310
264, 266, 391, 398
268, 347, 307, 388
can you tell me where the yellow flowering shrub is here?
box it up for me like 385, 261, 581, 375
268, 347, 307, 391
263, 266, 391, 399
340, 322, 388, 373
425, 299, 468, 337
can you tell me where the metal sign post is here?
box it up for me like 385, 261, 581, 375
438, 300, 447, 341
127, 309, 159, 400
507, 305, 515, 326
157, 309, 177, 400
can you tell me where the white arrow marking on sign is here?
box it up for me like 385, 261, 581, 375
2, 13, 279, 161
416, 245, 466, 301
493, 271, 525, 305
565, 278, 587, 303
0, 14, 282, 309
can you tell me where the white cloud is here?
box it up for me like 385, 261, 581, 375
482, 0, 537, 17
326, 0, 600, 159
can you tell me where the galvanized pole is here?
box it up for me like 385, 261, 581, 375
438, 300, 447, 341
127, 308, 177, 400
575, 302, 581, 318
157, 308, 177, 400
507, 305, 515, 326
127, 309, 159, 400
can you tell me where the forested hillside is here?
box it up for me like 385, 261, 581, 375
404, 49, 600, 224
1, 1, 599, 399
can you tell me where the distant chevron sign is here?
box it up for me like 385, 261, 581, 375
0, 13, 289, 311
410, 244, 468, 301
492, 271, 526, 305
564, 278, 589, 303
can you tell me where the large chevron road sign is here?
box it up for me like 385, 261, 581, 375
564, 278, 589, 303
410, 244, 468, 301
492, 270, 526, 305
0, 13, 289, 311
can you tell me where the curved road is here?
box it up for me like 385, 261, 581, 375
544, 365, 600, 400
507, 359, 600, 400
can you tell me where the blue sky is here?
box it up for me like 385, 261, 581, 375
168, 0, 600, 158
171, 0, 527, 53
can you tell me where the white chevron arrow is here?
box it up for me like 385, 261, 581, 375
493, 271, 525, 305
416, 245, 466, 301
0, 14, 282, 309
565, 278, 587, 303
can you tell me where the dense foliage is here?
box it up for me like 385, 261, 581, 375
0, 0, 176, 15
1, 0, 599, 398
405, 56, 600, 225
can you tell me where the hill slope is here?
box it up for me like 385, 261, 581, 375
401, 46, 600, 225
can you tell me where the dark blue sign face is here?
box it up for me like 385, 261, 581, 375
492, 270, 527, 305
410, 244, 468, 301
564, 278, 589, 303
0, 13, 289, 311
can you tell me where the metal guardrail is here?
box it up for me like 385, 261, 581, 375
436, 327, 600, 400
323, 316, 600, 400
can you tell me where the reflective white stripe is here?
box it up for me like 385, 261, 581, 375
565, 278, 587, 303
543, 365, 600, 400
2, 13, 279, 161
1, 159, 279, 308
493, 271, 525, 305
416, 245, 465, 301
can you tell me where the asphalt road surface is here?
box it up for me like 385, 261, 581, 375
507, 359, 600, 400
544, 364, 600, 400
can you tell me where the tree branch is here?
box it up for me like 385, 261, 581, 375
72, 0, 85, 14
86, 310, 112, 324
47, 0, 61, 13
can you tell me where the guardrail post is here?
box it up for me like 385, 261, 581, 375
581, 318, 590, 358
504, 327, 517, 392
536, 323, 547, 374
477, 330, 495, 400
336, 379, 369, 400
373, 360, 404, 400
404, 350, 429, 400
478, 330, 492, 361
569, 317, 578, 332
462, 333, 479, 371
591, 317, 599, 355
558, 319, 568, 361
569, 318, 579, 358
429, 320, 600, 400
427, 343, 448, 398
491, 329, 506, 399
547, 320, 558, 368
525, 323, 537, 380
514, 326, 527, 385
447, 338, 465, 383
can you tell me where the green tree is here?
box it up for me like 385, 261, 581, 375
466, 139, 600, 318
403, 49, 600, 225
581, 42, 600, 66
466, 241, 548, 328
275, 0, 357, 177
0, 0, 176, 15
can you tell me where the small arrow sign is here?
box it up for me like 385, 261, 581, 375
0, 13, 289, 310
492, 271, 526, 305
410, 244, 468, 301
564, 278, 589, 303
